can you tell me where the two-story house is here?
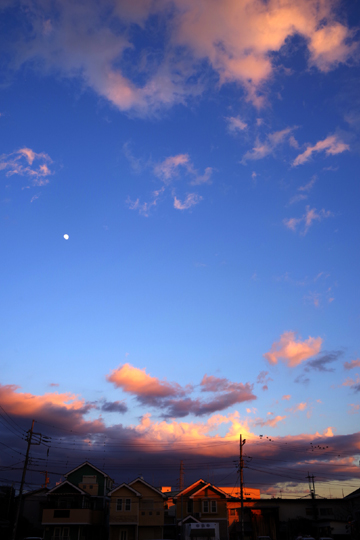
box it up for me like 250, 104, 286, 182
173, 480, 229, 540
42, 461, 114, 540
108, 477, 166, 540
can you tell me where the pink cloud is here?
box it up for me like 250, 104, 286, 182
282, 394, 291, 400
255, 415, 287, 428
0, 384, 102, 433
173, 193, 203, 210
264, 331, 322, 367
344, 359, 360, 370
293, 135, 349, 166
0, 148, 53, 185
283, 205, 333, 235
6, 0, 357, 112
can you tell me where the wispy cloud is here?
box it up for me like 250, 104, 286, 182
100, 400, 128, 413
283, 205, 333, 235
256, 371, 273, 391
286, 402, 308, 413
254, 415, 286, 428
293, 135, 349, 166
264, 331, 322, 368
282, 394, 291, 401
226, 116, 247, 133
304, 351, 342, 372
0, 148, 53, 186
127, 152, 211, 216
154, 154, 213, 186
242, 127, 296, 162
344, 359, 360, 370
173, 193, 203, 210
348, 403, 360, 414
342, 375, 360, 392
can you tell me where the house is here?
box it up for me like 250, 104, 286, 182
172, 479, 229, 540
227, 496, 351, 540
108, 477, 166, 540
42, 461, 114, 540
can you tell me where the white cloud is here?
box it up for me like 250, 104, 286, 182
293, 135, 349, 166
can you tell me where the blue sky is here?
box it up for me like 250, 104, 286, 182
1, 0, 360, 497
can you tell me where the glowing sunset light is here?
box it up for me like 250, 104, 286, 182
0, 0, 359, 503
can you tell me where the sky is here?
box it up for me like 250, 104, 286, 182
1, 0, 360, 499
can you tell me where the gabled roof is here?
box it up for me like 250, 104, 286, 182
344, 487, 360, 499
175, 479, 207, 498
47, 480, 87, 495
108, 483, 142, 497
129, 477, 166, 498
64, 461, 110, 479
178, 515, 201, 525
190, 483, 229, 499
21, 487, 49, 498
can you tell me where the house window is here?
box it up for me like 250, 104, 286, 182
230, 509, 236, 516
117, 499, 123, 511
141, 511, 145, 515
120, 531, 127, 540
305, 508, 313, 516
125, 498, 131, 511
202, 500, 209, 513
62, 528, 70, 540
187, 500, 193, 513
54, 528, 61, 540
149, 511, 152, 515
211, 501, 217, 513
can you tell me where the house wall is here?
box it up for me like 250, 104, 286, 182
42, 508, 104, 525
66, 464, 107, 496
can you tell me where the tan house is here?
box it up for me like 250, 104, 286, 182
173, 479, 229, 540
108, 477, 166, 540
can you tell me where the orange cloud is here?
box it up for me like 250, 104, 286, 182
106, 363, 183, 400
264, 331, 322, 367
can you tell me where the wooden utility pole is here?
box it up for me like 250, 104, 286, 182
179, 460, 184, 491
12, 419, 42, 540
240, 434, 246, 540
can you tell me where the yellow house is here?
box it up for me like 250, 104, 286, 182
108, 477, 166, 540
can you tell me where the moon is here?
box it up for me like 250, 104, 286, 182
63, 234, 69, 240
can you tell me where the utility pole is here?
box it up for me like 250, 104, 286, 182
12, 420, 42, 540
179, 460, 184, 491
240, 434, 246, 540
307, 472, 318, 524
